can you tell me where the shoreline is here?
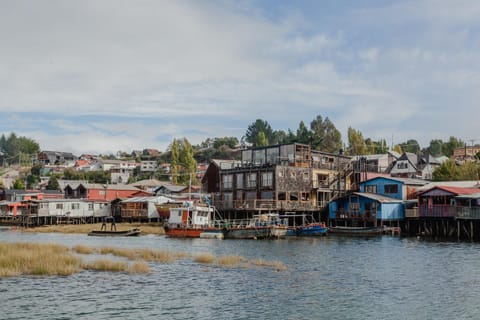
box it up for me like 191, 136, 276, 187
3, 223, 166, 235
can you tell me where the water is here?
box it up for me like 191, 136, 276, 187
1, 227, 480, 320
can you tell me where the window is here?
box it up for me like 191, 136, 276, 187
236, 173, 243, 189
224, 193, 233, 208
397, 162, 408, 169
384, 184, 398, 194
247, 173, 257, 188
262, 172, 273, 187
303, 172, 309, 180
56, 203, 63, 210
365, 185, 377, 193
88, 203, 94, 211
72, 203, 80, 210
261, 191, 273, 200
222, 174, 233, 189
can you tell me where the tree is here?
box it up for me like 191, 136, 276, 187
213, 137, 239, 149
179, 138, 197, 185
428, 139, 444, 157
399, 139, 420, 154
310, 115, 342, 153
347, 127, 367, 155
442, 136, 465, 157
12, 178, 25, 190
46, 175, 60, 191
256, 132, 268, 147
244, 119, 274, 147
170, 139, 179, 184
393, 144, 403, 154
432, 159, 458, 181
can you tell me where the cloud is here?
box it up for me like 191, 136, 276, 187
1, 0, 480, 154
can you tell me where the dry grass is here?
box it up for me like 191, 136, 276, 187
250, 258, 288, 271
216, 255, 244, 267
138, 249, 179, 263
130, 261, 151, 273
22, 223, 165, 235
82, 259, 130, 272
73, 244, 95, 255
99, 247, 138, 260
0, 242, 81, 277
194, 252, 214, 264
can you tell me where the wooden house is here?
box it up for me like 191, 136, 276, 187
120, 196, 177, 222
63, 183, 150, 201
417, 186, 480, 218
26, 199, 111, 218
203, 143, 351, 220
329, 192, 404, 227
359, 176, 427, 201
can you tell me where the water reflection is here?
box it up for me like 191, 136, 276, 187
1, 229, 480, 319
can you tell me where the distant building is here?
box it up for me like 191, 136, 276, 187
453, 146, 480, 161
140, 160, 158, 172
37, 151, 77, 165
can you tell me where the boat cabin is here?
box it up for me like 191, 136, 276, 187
168, 203, 214, 227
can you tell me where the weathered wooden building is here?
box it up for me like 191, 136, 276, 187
202, 143, 351, 221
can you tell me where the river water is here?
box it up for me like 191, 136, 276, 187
1, 227, 480, 320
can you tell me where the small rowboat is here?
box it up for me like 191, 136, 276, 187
87, 228, 141, 237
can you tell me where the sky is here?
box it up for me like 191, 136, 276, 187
1, 0, 480, 155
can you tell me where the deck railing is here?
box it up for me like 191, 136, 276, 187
213, 199, 320, 211
419, 205, 457, 217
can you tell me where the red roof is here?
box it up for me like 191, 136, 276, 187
419, 186, 480, 196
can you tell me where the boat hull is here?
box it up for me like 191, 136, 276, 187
328, 226, 384, 236
224, 226, 286, 239
88, 229, 141, 237
297, 224, 328, 236
165, 227, 205, 238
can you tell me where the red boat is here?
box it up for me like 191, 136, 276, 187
165, 203, 220, 238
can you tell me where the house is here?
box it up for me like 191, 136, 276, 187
417, 186, 480, 217
453, 146, 480, 161
140, 160, 158, 172
129, 179, 165, 193
27, 199, 111, 218
203, 143, 352, 217
154, 183, 190, 196
359, 176, 428, 201
120, 195, 175, 221
37, 151, 77, 165
389, 152, 418, 178
416, 153, 442, 180
63, 183, 151, 201
329, 192, 404, 226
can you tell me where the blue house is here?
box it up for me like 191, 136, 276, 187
328, 177, 426, 227
360, 176, 427, 200
329, 192, 404, 227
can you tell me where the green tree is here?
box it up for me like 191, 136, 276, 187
12, 178, 25, 190
399, 139, 420, 154
457, 162, 480, 180
178, 138, 197, 185
347, 127, 367, 155
46, 175, 60, 191
295, 121, 311, 144
310, 115, 342, 153
213, 137, 239, 149
244, 119, 274, 147
256, 131, 268, 147
433, 159, 458, 181
428, 139, 444, 157
170, 139, 180, 184
442, 136, 465, 157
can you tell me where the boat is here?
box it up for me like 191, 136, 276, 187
88, 228, 141, 237
223, 213, 288, 239
164, 202, 222, 238
296, 223, 328, 236
199, 229, 225, 239
328, 226, 384, 236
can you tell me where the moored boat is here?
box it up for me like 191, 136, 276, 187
296, 223, 328, 236
165, 202, 221, 238
224, 213, 287, 239
88, 228, 141, 237
328, 225, 384, 236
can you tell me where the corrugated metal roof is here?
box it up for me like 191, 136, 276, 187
121, 195, 177, 204
353, 192, 403, 203
455, 193, 480, 199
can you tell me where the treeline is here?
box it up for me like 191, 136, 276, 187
0, 133, 40, 166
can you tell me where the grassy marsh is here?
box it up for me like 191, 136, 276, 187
22, 223, 165, 235
0, 242, 287, 277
